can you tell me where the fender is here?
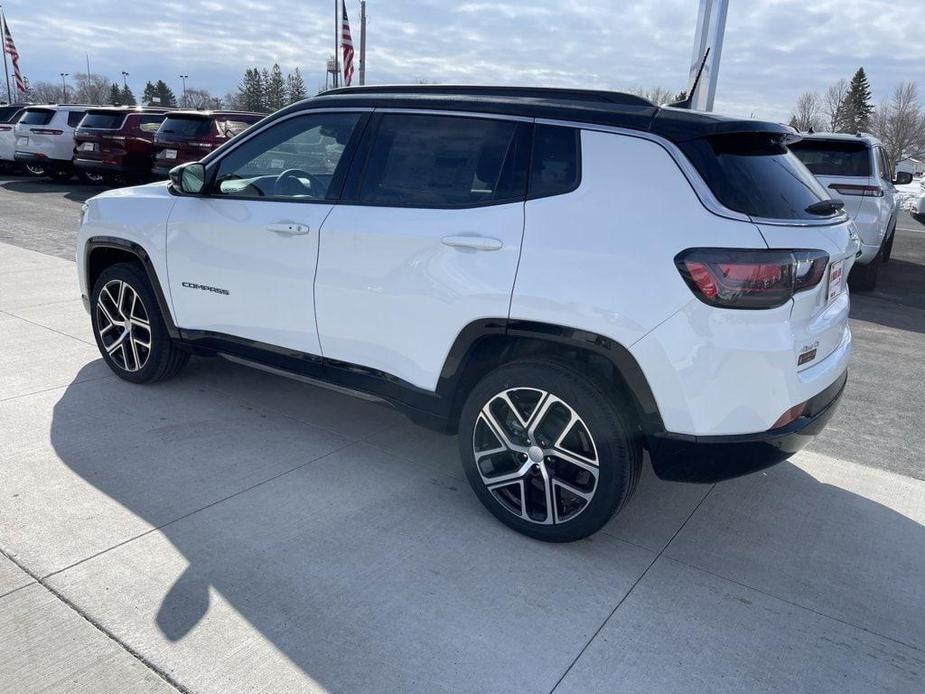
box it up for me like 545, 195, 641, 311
85, 236, 180, 339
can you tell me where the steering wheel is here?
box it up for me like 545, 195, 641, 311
274, 169, 328, 198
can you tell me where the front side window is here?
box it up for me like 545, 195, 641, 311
358, 114, 528, 207
213, 112, 362, 200
789, 139, 871, 177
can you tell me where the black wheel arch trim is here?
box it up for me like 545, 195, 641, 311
85, 236, 180, 339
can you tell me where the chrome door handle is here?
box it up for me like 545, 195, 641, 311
266, 223, 310, 235
441, 235, 503, 251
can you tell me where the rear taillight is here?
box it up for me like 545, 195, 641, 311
0, 125, 11, 132
828, 183, 883, 197
675, 248, 830, 309
32, 128, 64, 135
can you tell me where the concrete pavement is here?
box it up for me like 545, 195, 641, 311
1, 240, 924, 693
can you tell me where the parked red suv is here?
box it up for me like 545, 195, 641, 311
151, 110, 264, 177
73, 107, 169, 184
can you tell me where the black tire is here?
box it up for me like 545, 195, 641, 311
90, 262, 189, 383
882, 229, 895, 264
848, 250, 881, 292
77, 170, 106, 186
47, 169, 73, 182
458, 359, 642, 542
22, 163, 45, 177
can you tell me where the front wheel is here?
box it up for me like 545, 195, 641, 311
458, 360, 642, 542
90, 263, 189, 383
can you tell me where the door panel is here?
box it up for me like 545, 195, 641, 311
314, 202, 524, 390
165, 110, 366, 356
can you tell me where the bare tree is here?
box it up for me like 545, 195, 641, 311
72, 73, 112, 105
25, 80, 62, 103
183, 87, 216, 110
822, 79, 848, 132
789, 90, 824, 132
872, 82, 925, 170
629, 86, 677, 105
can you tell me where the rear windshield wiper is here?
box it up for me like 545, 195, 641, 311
805, 199, 845, 216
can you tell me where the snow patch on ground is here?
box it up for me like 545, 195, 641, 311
895, 180, 923, 212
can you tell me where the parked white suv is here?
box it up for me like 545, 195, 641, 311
0, 103, 29, 171
14, 104, 88, 181
790, 133, 908, 290
76, 86, 857, 541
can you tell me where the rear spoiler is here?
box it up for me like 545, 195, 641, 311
651, 108, 801, 145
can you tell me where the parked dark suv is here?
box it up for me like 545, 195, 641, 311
151, 110, 264, 177
73, 107, 169, 184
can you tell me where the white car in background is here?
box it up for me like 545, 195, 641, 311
0, 103, 29, 171
13, 104, 88, 181
790, 133, 910, 291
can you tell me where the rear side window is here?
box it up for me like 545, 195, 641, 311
67, 111, 87, 128
529, 125, 580, 199
20, 109, 54, 126
216, 119, 258, 137
80, 112, 126, 130
680, 133, 833, 220
789, 139, 871, 177
159, 115, 212, 138
138, 114, 166, 133
358, 114, 528, 207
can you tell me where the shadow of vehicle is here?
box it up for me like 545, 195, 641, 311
1, 177, 104, 204
46, 360, 925, 690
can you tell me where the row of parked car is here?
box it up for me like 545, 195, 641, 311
0, 103, 264, 184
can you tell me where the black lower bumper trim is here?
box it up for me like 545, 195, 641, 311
74, 159, 134, 175
647, 371, 847, 483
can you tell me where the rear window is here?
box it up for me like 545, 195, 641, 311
680, 133, 833, 221
216, 119, 258, 137
67, 111, 87, 128
20, 109, 54, 126
159, 115, 212, 138
0, 105, 22, 123
80, 112, 126, 130
789, 139, 871, 177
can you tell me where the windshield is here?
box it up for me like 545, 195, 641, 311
680, 133, 834, 220
159, 116, 212, 138
80, 112, 126, 130
789, 139, 871, 177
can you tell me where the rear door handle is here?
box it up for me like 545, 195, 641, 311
441, 235, 503, 251
266, 223, 310, 235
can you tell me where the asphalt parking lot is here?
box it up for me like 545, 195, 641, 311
1, 174, 924, 693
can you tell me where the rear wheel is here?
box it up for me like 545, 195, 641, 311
23, 163, 45, 177
849, 250, 881, 292
77, 170, 106, 185
90, 263, 189, 383
47, 169, 73, 182
882, 229, 895, 264
458, 360, 642, 542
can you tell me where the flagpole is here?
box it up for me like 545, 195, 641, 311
0, 8, 12, 103
333, 0, 339, 88
359, 0, 366, 86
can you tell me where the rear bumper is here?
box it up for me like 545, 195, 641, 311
74, 158, 134, 175
15, 152, 71, 169
647, 370, 847, 483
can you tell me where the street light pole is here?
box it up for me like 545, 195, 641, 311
60, 73, 69, 103
179, 74, 188, 108
121, 71, 129, 90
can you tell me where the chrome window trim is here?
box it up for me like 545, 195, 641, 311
536, 117, 848, 227
374, 108, 534, 123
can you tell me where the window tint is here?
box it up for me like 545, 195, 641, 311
680, 133, 833, 220
79, 112, 126, 130
20, 109, 54, 126
138, 114, 166, 133
529, 125, 580, 199
358, 114, 526, 206
789, 139, 871, 177
67, 111, 87, 128
159, 115, 212, 138
214, 112, 361, 200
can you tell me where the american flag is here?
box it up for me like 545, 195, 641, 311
2, 13, 25, 97
340, 0, 354, 86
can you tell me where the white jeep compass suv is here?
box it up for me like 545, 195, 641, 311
76, 86, 856, 542
790, 133, 909, 291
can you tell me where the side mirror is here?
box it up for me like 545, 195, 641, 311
894, 171, 913, 186
169, 162, 207, 195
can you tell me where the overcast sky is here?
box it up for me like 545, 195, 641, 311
7, 0, 925, 120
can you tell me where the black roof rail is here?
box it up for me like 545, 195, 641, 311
320, 84, 655, 108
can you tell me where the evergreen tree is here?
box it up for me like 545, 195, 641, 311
120, 85, 136, 106
109, 83, 122, 106
142, 81, 157, 106
154, 80, 177, 107
265, 63, 287, 112
260, 68, 271, 112
286, 68, 307, 104
236, 68, 265, 112
840, 67, 874, 133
